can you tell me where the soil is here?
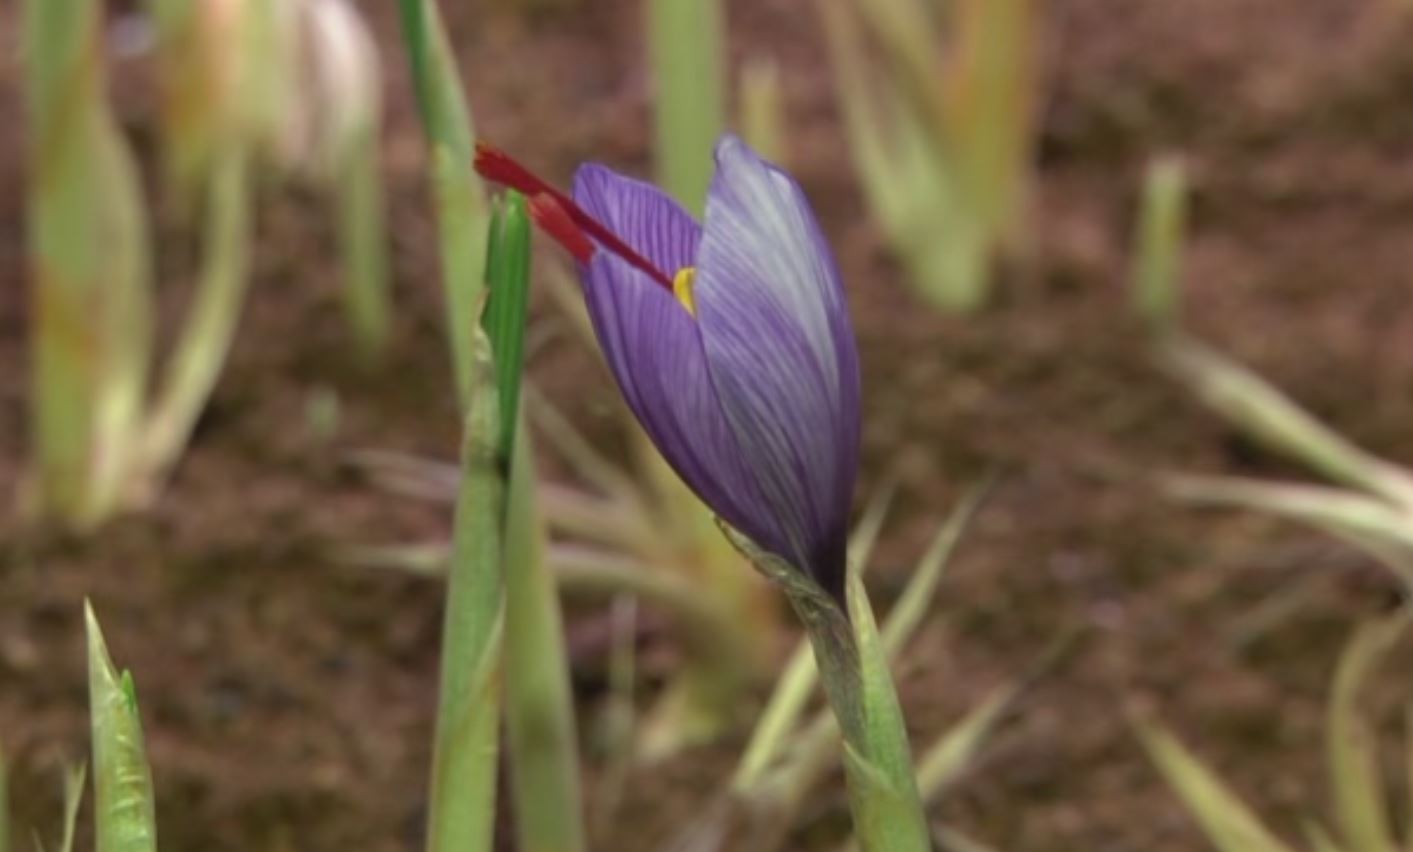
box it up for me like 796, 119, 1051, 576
5, 0, 1413, 849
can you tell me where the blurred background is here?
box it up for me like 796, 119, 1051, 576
6, 0, 1413, 849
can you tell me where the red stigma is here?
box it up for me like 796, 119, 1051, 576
474, 142, 675, 290
475, 142, 561, 200
529, 194, 595, 264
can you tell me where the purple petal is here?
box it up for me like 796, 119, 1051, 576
573, 164, 699, 277
570, 165, 784, 554
692, 135, 861, 597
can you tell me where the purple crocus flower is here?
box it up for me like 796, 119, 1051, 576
476, 135, 860, 602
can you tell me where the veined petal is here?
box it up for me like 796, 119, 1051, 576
570, 165, 782, 554
693, 135, 861, 598
573, 164, 698, 278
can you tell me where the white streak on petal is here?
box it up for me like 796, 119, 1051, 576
693, 135, 861, 584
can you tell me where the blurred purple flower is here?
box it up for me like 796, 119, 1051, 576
477, 135, 860, 601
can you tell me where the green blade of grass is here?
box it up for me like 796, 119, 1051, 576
336, 123, 392, 360
587, 595, 638, 839
819, 0, 910, 248
504, 427, 587, 852
85, 113, 154, 524
490, 190, 587, 852
1132, 156, 1188, 332
85, 604, 157, 852
483, 193, 531, 456
145, 0, 238, 195
425, 325, 506, 852
739, 57, 785, 164
24, 0, 153, 525
1159, 337, 1413, 509
1328, 615, 1405, 852
819, 0, 987, 312
241, 0, 297, 160
57, 764, 86, 852
1159, 474, 1413, 593
1305, 821, 1348, 852
843, 570, 931, 852
397, 0, 491, 409
649, 0, 725, 211
138, 145, 251, 497
879, 483, 988, 656
914, 682, 1017, 804
23, 0, 102, 520
934, 826, 1000, 852
302, 0, 390, 360
942, 0, 1036, 242
525, 382, 642, 504
1135, 719, 1296, 852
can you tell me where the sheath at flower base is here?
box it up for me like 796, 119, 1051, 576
476, 135, 860, 603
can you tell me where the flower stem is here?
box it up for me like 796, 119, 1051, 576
730, 531, 930, 852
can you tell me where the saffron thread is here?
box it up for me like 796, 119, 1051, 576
475, 142, 675, 290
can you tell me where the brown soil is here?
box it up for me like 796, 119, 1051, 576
6, 0, 1413, 849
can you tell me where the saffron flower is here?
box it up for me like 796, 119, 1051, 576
476, 135, 860, 602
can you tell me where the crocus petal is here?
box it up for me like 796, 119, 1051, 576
693, 135, 861, 597
570, 165, 784, 554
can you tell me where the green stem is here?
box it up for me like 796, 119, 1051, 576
336, 124, 392, 360
24, 0, 152, 525
425, 331, 506, 852
503, 421, 587, 852
649, 0, 725, 211
396, 0, 490, 409
138, 145, 251, 495
1132, 156, 1187, 331
731, 531, 930, 852
841, 571, 931, 852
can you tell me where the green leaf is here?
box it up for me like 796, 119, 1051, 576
335, 124, 392, 360
844, 571, 931, 852
23, 0, 154, 525
424, 330, 507, 852
1158, 337, 1413, 509
138, 145, 251, 496
57, 764, 86, 852
880, 482, 989, 657
1304, 821, 1348, 852
482, 192, 531, 459
492, 201, 584, 852
1132, 156, 1187, 331
396, 0, 491, 409
1160, 474, 1413, 594
1135, 719, 1296, 852
649, 0, 725, 212
85, 603, 157, 852
1328, 615, 1405, 852
914, 681, 1017, 802
739, 57, 785, 164
502, 422, 587, 852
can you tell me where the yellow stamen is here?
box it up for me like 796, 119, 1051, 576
672, 266, 697, 316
